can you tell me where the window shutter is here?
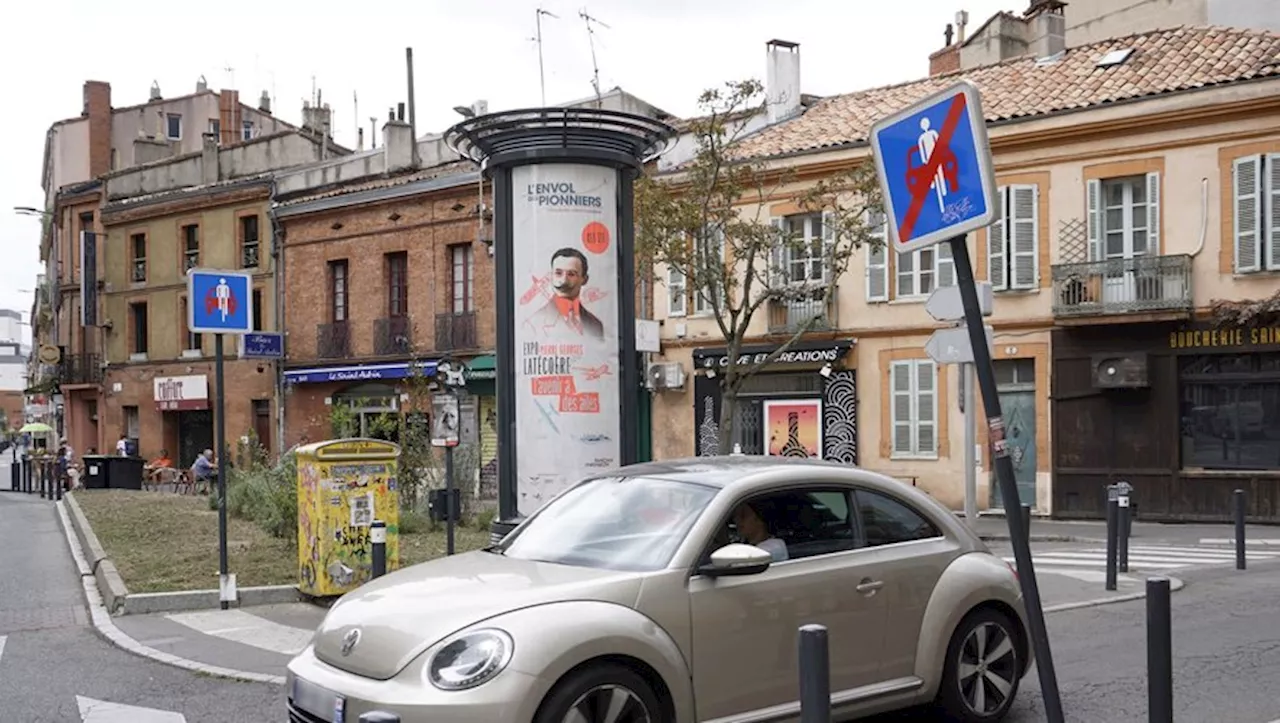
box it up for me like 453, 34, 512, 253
666, 264, 686, 317
916, 360, 937, 456
1145, 171, 1160, 255
1234, 155, 1262, 273
769, 217, 786, 285
1087, 178, 1102, 262
1010, 184, 1039, 290
821, 211, 835, 283
1267, 153, 1280, 270
988, 187, 1007, 291
890, 362, 913, 456
936, 241, 956, 288
865, 215, 889, 302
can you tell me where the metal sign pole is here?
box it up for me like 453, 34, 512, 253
963, 362, 977, 521
215, 333, 230, 611
949, 236, 1064, 721
445, 441, 456, 556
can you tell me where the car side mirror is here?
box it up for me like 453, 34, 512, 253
699, 543, 773, 577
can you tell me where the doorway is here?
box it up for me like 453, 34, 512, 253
178, 410, 214, 468
990, 359, 1037, 510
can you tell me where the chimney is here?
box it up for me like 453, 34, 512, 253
956, 10, 970, 44
201, 132, 219, 185
218, 89, 241, 146
1027, 0, 1067, 59
149, 81, 162, 101
301, 100, 333, 137
765, 39, 802, 124
196, 75, 208, 93
383, 116, 415, 172
258, 90, 271, 114
83, 81, 112, 178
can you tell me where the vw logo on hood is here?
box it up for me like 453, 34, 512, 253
340, 628, 362, 657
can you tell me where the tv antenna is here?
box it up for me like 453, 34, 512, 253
578, 8, 609, 106
532, 8, 559, 106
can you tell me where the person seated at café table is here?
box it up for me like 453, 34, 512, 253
146, 449, 174, 483
190, 449, 216, 493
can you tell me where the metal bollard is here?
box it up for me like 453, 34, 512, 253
40, 462, 48, 499
1118, 484, 1131, 573
22, 458, 31, 494
1105, 484, 1119, 591
1234, 489, 1246, 571
55, 468, 63, 501
358, 713, 401, 723
370, 520, 387, 579
1021, 502, 1032, 538
9, 462, 17, 491
797, 624, 831, 723
1146, 577, 1173, 723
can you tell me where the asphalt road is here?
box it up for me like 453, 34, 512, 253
0, 492, 282, 722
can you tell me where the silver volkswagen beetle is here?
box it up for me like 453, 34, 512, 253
287, 457, 1031, 723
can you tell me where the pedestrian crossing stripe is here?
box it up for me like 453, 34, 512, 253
1003, 544, 1280, 573
1200, 538, 1280, 546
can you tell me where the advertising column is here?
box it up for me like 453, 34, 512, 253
511, 164, 621, 514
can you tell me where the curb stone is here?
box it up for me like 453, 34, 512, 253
1043, 576, 1185, 614
55, 499, 286, 686
63, 491, 301, 616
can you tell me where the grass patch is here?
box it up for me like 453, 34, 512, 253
74, 489, 491, 594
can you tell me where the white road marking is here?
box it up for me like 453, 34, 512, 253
165, 609, 313, 656
1004, 543, 1280, 573
77, 695, 187, 723
0, 635, 6, 666
1200, 538, 1280, 546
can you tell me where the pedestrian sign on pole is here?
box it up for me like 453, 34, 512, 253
187, 269, 254, 335
869, 80, 997, 254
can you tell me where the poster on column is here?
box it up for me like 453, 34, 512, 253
511, 163, 621, 516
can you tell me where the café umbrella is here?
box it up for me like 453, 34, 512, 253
18, 422, 53, 434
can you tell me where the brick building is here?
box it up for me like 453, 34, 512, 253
97, 129, 341, 465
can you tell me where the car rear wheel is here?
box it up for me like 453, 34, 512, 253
936, 607, 1021, 722
535, 663, 663, 723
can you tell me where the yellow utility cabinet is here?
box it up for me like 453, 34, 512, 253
296, 438, 401, 597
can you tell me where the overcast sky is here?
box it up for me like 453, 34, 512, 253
0, 0, 1017, 343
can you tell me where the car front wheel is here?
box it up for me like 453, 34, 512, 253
936, 607, 1022, 722
535, 663, 663, 723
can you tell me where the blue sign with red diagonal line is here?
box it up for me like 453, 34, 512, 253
870, 81, 997, 254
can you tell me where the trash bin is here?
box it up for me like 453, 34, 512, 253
106, 456, 145, 490
81, 455, 109, 489
295, 438, 401, 597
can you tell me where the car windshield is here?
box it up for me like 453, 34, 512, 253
496, 475, 719, 571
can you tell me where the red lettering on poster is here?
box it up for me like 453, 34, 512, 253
559, 393, 600, 413
532, 376, 577, 396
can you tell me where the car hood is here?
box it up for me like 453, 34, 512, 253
312, 550, 643, 679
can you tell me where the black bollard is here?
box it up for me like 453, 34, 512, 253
1021, 502, 1032, 538
370, 520, 387, 579
1105, 486, 1119, 591
55, 468, 63, 501
1118, 490, 1131, 573
1234, 489, 1246, 571
358, 713, 401, 723
40, 461, 47, 500
22, 458, 31, 494
10, 461, 17, 491
1147, 577, 1173, 723
798, 624, 831, 723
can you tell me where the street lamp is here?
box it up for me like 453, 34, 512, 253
13, 206, 51, 218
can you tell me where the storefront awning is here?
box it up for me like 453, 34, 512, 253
691, 339, 855, 371
284, 360, 439, 385
466, 354, 497, 381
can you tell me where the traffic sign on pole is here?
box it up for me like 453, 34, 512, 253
925, 282, 994, 322
869, 81, 997, 254
187, 269, 254, 335
925, 324, 994, 365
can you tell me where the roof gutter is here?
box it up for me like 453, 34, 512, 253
274, 170, 482, 219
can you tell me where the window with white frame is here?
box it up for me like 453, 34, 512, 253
890, 359, 937, 458
166, 113, 183, 141
895, 243, 954, 298
988, 185, 1040, 291
242, 120, 256, 141
773, 213, 831, 286
666, 263, 687, 317
1087, 172, 1160, 262
1232, 153, 1280, 273
693, 227, 725, 315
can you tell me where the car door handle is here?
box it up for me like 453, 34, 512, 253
856, 578, 884, 594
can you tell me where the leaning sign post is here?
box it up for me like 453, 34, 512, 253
187, 268, 254, 611
870, 80, 1065, 721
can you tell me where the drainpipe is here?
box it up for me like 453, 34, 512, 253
268, 179, 286, 455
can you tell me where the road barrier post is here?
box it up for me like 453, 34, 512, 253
1105, 484, 1119, 591
1021, 503, 1032, 539
371, 520, 387, 579
1147, 576, 1173, 723
1118, 483, 1131, 573
798, 624, 831, 723
1234, 488, 1246, 571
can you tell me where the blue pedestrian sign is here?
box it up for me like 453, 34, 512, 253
869, 80, 997, 254
187, 269, 254, 334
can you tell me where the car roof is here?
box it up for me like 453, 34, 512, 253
609, 455, 892, 490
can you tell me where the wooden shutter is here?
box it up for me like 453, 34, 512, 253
1234, 155, 1262, 273
1010, 184, 1039, 290
821, 211, 835, 283
769, 217, 786, 285
1145, 171, 1160, 255
1087, 178, 1102, 262
666, 264, 686, 317
916, 360, 937, 456
988, 187, 1007, 291
865, 215, 889, 302
1267, 154, 1280, 270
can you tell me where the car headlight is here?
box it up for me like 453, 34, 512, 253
426, 629, 514, 691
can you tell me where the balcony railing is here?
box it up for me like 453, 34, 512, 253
1052, 254, 1193, 318
767, 287, 838, 335
60, 353, 103, 386
436, 311, 478, 352
374, 316, 413, 356
317, 321, 351, 359
242, 243, 260, 269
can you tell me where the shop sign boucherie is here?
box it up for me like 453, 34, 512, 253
700, 345, 846, 369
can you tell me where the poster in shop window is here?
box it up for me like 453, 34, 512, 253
511, 163, 620, 516
763, 399, 823, 458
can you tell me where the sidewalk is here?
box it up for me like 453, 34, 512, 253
964, 514, 1280, 546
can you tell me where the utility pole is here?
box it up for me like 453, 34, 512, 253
534, 8, 559, 106
579, 8, 610, 106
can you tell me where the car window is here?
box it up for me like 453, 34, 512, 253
855, 489, 942, 547
707, 489, 857, 564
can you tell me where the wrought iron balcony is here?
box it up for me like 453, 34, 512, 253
767, 286, 838, 335
60, 353, 103, 386
317, 321, 351, 359
242, 244, 260, 269
435, 311, 477, 352
1052, 254, 1193, 318
374, 316, 413, 356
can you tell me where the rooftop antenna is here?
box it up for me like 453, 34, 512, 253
224, 62, 235, 88
533, 8, 560, 106
578, 8, 610, 106
369, 116, 378, 149
353, 90, 359, 150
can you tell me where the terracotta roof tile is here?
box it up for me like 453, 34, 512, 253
729, 26, 1280, 161
276, 159, 476, 207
